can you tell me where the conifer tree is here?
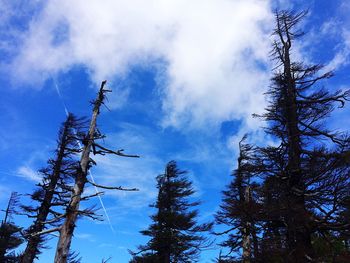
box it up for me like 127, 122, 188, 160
130, 161, 212, 263
21, 114, 86, 263
255, 10, 350, 262
0, 192, 23, 262
215, 136, 261, 263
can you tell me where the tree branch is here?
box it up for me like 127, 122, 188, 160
30, 227, 61, 237
92, 143, 140, 158
87, 179, 139, 191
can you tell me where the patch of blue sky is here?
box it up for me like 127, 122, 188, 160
51, 20, 70, 47
220, 120, 243, 141
0, 1, 45, 61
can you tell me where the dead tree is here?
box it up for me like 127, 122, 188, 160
21, 114, 85, 263
54, 81, 139, 263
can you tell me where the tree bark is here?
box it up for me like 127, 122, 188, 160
242, 186, 251, 263
54, 81, 107, 263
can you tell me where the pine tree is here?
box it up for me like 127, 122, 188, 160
0, 192, 23, 262
20, 114, 86, 263
130, 161, 212, 263
255, 10, 350, 262
215, 136, 261, 263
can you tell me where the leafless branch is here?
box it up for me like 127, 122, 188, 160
87, 179, 139, 191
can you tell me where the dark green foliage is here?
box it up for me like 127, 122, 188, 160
0, 192, 23, 262
0, 223, 23, 262
130, 161, 212, 263
129, 253, 157, 263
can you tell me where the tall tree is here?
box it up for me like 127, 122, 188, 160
130, 161, 212, 263
215, 136, 261, 263
255, 10, 350, 262
21, 114, 85, 263
54, 81, 139, 263
0, 192, 23, 262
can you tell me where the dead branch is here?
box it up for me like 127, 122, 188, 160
92, 143, 140, 158
87, 179, 139, 191
81, 192, 105, 200
30, 227, 61, 237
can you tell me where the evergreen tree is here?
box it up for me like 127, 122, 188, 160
130, 161, 212, 263
0, 192, 23, 262
215, 136, 261, 263
255, 10, 350, 262
21, 114, 86, 263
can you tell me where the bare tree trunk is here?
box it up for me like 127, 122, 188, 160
54, 81, 108, 263
21, 116, 72, 263
158, 171, 171, 263
242, 186, 251, 263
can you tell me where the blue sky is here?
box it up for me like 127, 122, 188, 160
0, 0, 349, 262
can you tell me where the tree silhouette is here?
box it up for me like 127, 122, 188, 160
130, 161, 212, 263
0, 192, 23, 262
21, 114, 86, 263
254, 10, 350, 262
215, 136, 261, 263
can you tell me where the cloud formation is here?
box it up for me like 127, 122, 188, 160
10, 0, 274, 129
320, 6, 350, 73
17, 166, 41, 182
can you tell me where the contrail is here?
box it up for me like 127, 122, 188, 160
53, 82, 69, 117
53, 78, 116, 234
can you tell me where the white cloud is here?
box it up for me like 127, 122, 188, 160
313, 1, 350, 73
9, 0, 274, 129
324, 30, 350, 72
273, 0, 294, 9
16, 166, 42, 182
